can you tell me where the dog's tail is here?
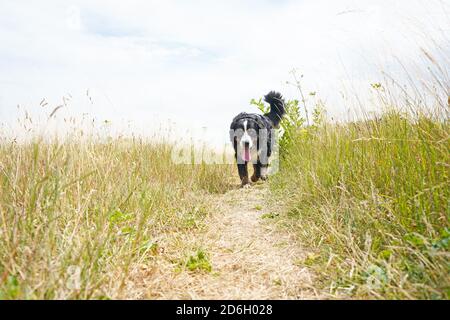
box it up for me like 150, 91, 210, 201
264, 91, 285, 128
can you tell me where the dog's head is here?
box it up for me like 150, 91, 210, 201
230, 117, 259, 163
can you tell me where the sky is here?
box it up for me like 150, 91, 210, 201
0, 0, 449, 146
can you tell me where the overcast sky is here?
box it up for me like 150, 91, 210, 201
0, 0, 448, 145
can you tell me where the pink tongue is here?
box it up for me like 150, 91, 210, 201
243, 146, 250, 162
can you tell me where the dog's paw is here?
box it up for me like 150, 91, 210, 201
251, 174, 259, 183
260, 166, 269, 181
241, 183, 251, 189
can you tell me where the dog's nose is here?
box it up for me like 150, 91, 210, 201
241, 139, 252, 149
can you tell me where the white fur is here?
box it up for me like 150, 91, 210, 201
240, 120, 253, 149
260, 166, 268, 178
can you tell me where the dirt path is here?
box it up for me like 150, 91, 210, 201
127, 184, 321, 299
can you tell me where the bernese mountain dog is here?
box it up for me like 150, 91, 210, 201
229, 91, 285, 187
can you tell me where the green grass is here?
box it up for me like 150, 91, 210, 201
0, 137, 233, 299
269, 109, 449, 299
1, 52, 448, 300
182, 249, 212, 273
260, 212, 279, 219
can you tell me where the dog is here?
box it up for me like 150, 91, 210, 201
229, 91, 285, 187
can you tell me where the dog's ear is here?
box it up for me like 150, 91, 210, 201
229, 128, 236, 143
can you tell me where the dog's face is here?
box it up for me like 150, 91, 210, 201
232, 118, 259, 163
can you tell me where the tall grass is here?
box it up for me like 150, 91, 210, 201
1, 50, 448, 300
269, 75, 449, 298
0, 136, 233, 299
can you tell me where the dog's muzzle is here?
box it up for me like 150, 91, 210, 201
240, 136, 253, 162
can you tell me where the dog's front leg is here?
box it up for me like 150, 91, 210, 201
237, 163, 249, 187
251, 162, 261, 182
260, 164, 269, 181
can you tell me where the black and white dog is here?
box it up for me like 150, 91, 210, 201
229, 91, 285, 187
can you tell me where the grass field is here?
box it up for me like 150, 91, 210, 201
0, 68, 449, 300
267, 78, 449, 298
0, 137, 234, 299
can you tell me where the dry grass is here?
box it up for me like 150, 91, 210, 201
269, 100, 449, 299
1, 44, 448, 300
126, 184, 321, 299
0, 134, 321, 299
0, 136, 234, 299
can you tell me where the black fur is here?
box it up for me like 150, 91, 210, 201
229, 91, 285, 187
264, 91, 285, 128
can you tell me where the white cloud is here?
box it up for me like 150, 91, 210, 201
0, 0, 448, 145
